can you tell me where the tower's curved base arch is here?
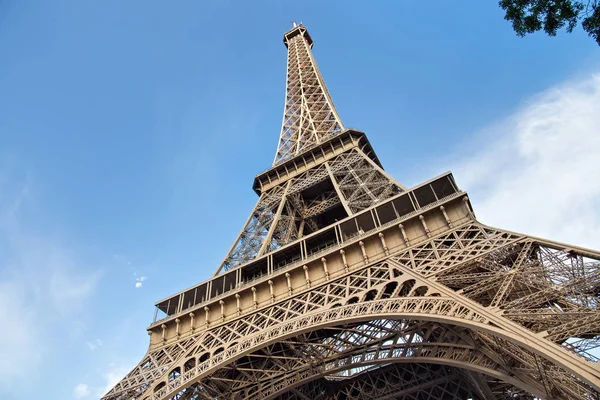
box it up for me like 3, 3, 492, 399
152, 298, 600, 400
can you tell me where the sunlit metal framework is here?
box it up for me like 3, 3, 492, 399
103, 24, 600, 400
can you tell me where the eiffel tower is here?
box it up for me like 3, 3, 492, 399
103, 24, 600, 400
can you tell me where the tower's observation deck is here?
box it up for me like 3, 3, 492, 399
151, 168, 467, 328
103, 24, 600, 400
283, 24, 313, 48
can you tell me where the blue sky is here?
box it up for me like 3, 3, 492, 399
1, 1, 600, 399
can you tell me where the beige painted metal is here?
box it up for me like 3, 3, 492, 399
273, 24, 344, 165
102, 24, 600, 400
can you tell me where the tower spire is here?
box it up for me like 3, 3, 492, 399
211, 24, 402, 274
273, 24, 344, 165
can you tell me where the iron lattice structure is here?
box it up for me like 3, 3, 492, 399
104, 24, 600, 400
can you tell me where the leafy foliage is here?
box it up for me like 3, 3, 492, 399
499, 0, 600, 45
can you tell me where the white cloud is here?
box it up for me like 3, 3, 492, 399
86, 339, 103, 352
0, 173, 101, 393
135, 274, 147, 288
73, 383, 91, 399
450, 72, 600, 249
49, 268, 101, 316
97, 363, 133, 398
0, 280, 41, 386
74, 362, 135, 399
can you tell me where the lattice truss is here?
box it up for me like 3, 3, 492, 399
273, 25, 343, 166
105, 222, 600, 400
219, 148, 402, 272
216, 24, 404, 274
102, 23, 600, 400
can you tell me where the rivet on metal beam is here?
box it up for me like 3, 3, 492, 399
303, 265, 311, 288
359, 241, 368, 264
378, 232, 389, 256
340, 249, 348, 272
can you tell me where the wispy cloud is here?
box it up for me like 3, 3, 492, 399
71, 362, 134, 399
113, 255, 147, 288
0, 280, 41, 386
449, 72, 600, 248
0, 172, 101, 394
73, 383, 91, 400
134, 274, 147, 289
86, 339, 103, 352
97, 363, 134, 398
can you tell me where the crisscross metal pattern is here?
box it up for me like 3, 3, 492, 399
104, 221, 600, 400
102, 24, 600, 400
273, 25, 343, 165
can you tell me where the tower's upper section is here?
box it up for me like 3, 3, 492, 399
273, 24, 345, 165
